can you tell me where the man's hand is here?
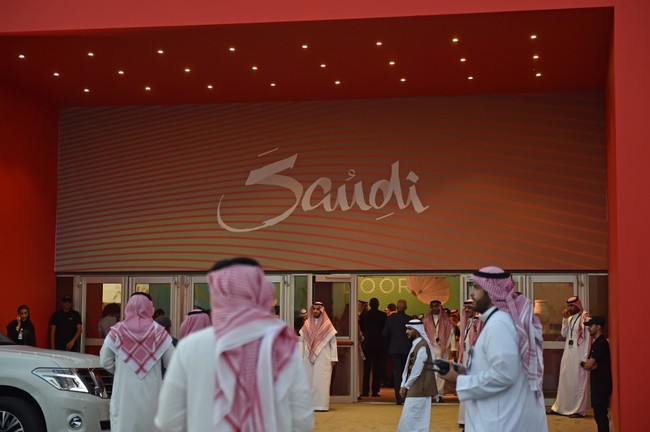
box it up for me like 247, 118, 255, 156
439, 363, 466, 384
399, 387, 407, 398
65, 340, 75, 351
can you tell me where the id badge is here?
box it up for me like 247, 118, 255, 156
568, 340, 574, 348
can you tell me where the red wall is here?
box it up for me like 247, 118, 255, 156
609, 1, 650, 430
0, 84, 58, 347
0, 0, 613, 33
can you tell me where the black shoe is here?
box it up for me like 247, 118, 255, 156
547, 409, 557, 415
371, 393, 380, 397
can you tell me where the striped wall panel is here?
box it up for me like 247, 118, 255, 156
56, 92, 606, 272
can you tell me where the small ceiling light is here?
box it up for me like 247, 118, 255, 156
270, 83, 276, 87
251, 66, 258, 70
452, 38, 459, 43
184, 68, 191, 72
533, 55, 540, 59
376, 41, 383, 46
83, 88, 90, 93
400, 78, 406, 82
460, 58, 467, 62
229, 47, 236, 52
535, 72, 542, 77
87, 52, 94, 57
118, 70, 125, 75
389, 61, 396, 66
302, 44, 308, 49
530, 34, 538, 39
320, 64, 326, 68
207, 85, 213, 89
467, 76, 474, 80
145, 86, 151, 91
53, 72, 60, 77
157, 49, 164, 54
18, 54, 25, 59
334, 80, 341, 85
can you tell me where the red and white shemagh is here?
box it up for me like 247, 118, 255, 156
104, 295, 172, 379
458, 304, 480, 363
178, 309, 211, 339
471, 266, 544, 393
300, 305, 337, 365
567, 297, 590, 346
423, 308, 454, 357
209, 264, 296, 432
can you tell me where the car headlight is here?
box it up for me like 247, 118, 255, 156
32, 368, 90, 393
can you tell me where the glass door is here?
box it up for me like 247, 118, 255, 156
80, 276, 126, 355
312, 274, 356, 403
529, 274, 584, 403
188, 274, 288, 321
131, 276, 179, 337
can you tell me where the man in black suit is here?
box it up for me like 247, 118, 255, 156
382, 299, 412, 404
359, 297, 387, 397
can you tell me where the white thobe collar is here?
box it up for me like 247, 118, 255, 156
478, 306, 497, 322
410, 336, 423, 347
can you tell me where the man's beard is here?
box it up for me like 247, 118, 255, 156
473, 296, 491, 314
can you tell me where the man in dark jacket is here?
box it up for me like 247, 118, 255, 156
382, 299, 411, 404
582, 316, 612, 432
359, 297, 387, 397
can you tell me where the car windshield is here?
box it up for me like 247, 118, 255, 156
0, 332, 15, 345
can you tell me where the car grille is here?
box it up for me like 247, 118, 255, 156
76, 368, 113, 398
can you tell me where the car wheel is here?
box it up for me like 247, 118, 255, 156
0, 396, 46, 432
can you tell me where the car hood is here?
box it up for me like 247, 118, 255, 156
0, 345, 102, 368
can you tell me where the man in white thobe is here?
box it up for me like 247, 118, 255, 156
397, 319, 437, 432
458, 298, 480, 428
154, 257, 314, 432
300, 301, 338, 411
423, 299, 456, 402
440, 266, 548, 432
549, 295, 591, 417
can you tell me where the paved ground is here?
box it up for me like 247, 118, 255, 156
314, 402, 601, 431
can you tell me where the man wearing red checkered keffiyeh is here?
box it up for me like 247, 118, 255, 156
438, 266, 547, 432
154, 258, 314, 432
101, 293, 174, 432
300, 301, 338, 411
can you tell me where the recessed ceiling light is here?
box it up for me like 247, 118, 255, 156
302, 44, 308, 49
530, 35, 538, 39
18, 54, 25, 59
270, 83, 276, 87
334, 80, 341, 85
118, 70, 125, 75
452, 38, 459, 43
460, 58, 467, 62
400, 78, 406, 82
468, 76, 474, 80
320, 64, 326, 68
533, 55, 540, 59
207, 85, 213, 89
251, 66, 258, 70
87, 52, 94, 57
83, 88, 90, 93
53, 72, 60, 77
145, 86, 151, 91
389, 61, 396, 66
376, 41, 383, 46
229, 47, 236, 52
535, 72, 542, 77
157, 49, 164, 54
184, 68, 191, 72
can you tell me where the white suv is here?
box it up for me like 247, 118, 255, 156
0, 333, 112, 431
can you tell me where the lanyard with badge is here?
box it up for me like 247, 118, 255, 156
467, 308, 497, 372
568, 314, 579, 348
